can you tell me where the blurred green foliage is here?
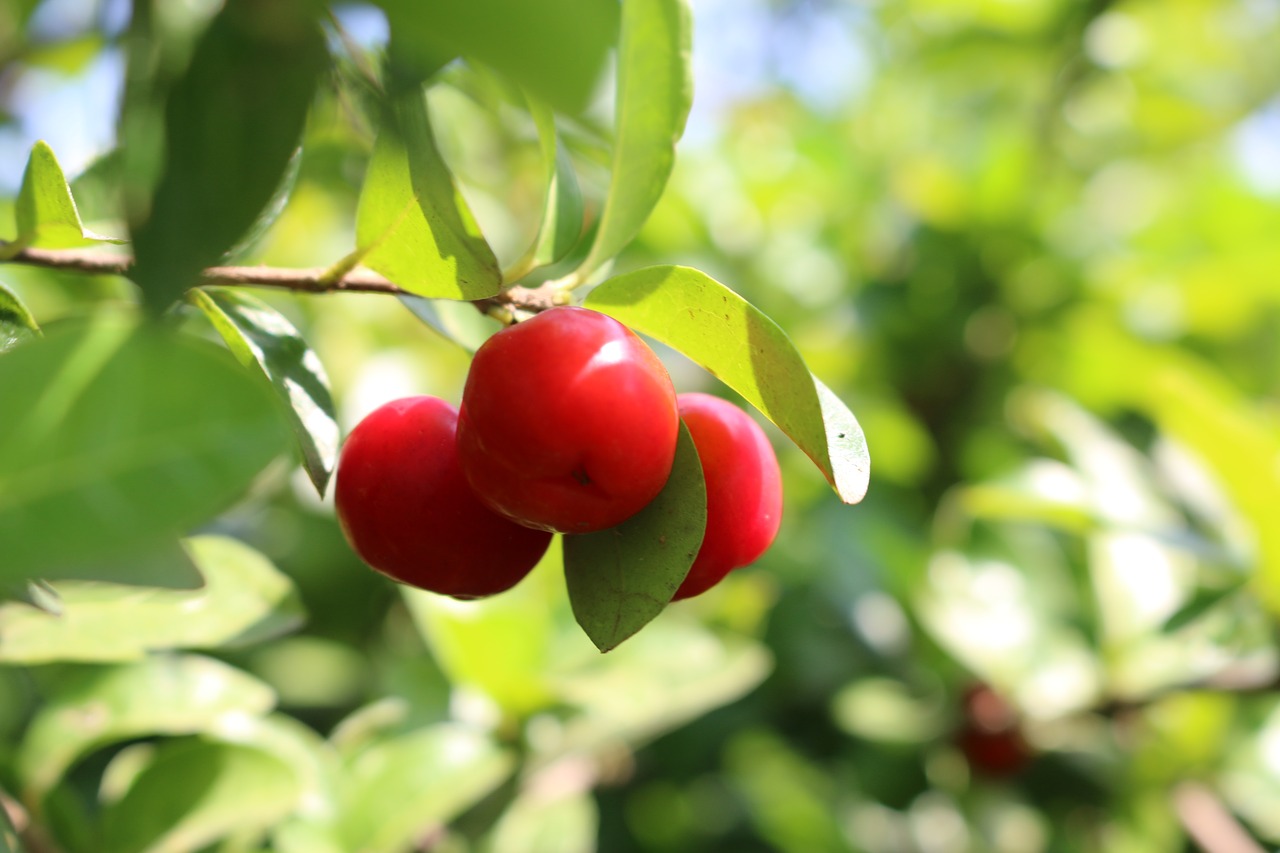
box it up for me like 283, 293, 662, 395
2, 0, 1280, 850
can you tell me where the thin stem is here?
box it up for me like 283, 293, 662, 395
3, 247, 565, 315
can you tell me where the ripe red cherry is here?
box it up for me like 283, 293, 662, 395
672, 393, 782, 600
335, 396, 552, 598
955, 684, 1031, 778
456, 306, 679, 534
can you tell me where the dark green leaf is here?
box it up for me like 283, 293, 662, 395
0, 281, 40, 354
47, 538, 204, 589
1161, 580, 1249, 634
564, 422, 706, 652
585, 266, 870, 504
353, 92, 502, 300
576, 0, 692, 279
4, 141, 123, 254
192, 287, 338, 496
16, 655, 275, 804
101, 739, 299, 853
376, 0, 618, 112
0, 315, 290, 585
0, 535, 305, 664
127, 0, 326, 310
338, 725, 513, 852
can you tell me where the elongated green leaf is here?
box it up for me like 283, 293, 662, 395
402, 539, 564, 713
127, 0, 326, 310
585, 266, 870, 503
17, 655, 275, 804
354, 93, 502, 300
487, 787, 597, 853
101, 740, 299, 853
0, 788, 24, 853
398, 295, 501, 353
564, 422, 706, 652
0, 281, 40, 354
504, 94, 585, 279
338, 725, 513, 852
376, 0, 618, 113
50, 538, 204, 589
1162, 580, 1249, 634
558, 625, 772, 750
192, 288, 338, 496
0, 317, 290, 584
3, 141, 124, 256
0, 535, 304, 664
577, 0, 692, 279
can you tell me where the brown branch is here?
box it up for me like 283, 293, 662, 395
4, 247, 566, 315
1173, 781, 1265, 853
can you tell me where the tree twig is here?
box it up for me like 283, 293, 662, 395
1173, 781, 1265, 853
3, 247, 566, 315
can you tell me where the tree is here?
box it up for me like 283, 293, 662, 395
4, 0, 1280, 850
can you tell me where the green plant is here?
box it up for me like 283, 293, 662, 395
335, 395, 553, 598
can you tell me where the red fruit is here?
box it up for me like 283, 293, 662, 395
672, 393, 782, 600
335, 396, 552, 598
955, 684, 1031, 778
457, 306, 680, 534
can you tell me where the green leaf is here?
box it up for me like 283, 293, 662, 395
0, 316, 290, 585
375, 0, 618, 113
5, 141, 124, 254
0, 535, 305, 664
192, 288, 339, 496
338, 725, 514, 853
101, 739, 300, 853
505, 94, 585, 281
576, 0, 692, 280
398, 295, 501, 353
353, 92, 502, 300
48, 538, 204, 590
0, 281, 40, 354
127, 0, 326, 310
564, 421, 706, 652
402, 539, 564, 713
0, 788, 25, 853
17, 655, 275, 805
1161, 580, 1249, 634
557, 624, 772, 750
486, 787, 597, 853
585, 266, 870, 504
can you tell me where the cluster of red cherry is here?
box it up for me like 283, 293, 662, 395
335, 306, 782, 601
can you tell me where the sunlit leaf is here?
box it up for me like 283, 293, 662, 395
0, 535, 304, 664
338, 724, 513, 853
1161, 580, 1249, 634
398, 295, 500, 353
403, 539, 563, 712
17, 655, 275, 804
100, 739, 300, 853
557, 623, 771, 750
5, 141, 124, 254
0, 281, 39, 354
564, 422, 706, 652
504, 94, 584, 280
376, 0, 618, 113
354, 91, 502, 300
585, 266, 870, 503
576, 0, 692, 279
0, 316, 289, 585
487, 786, 597, 853
192, 287, 338, 496
127, 0, 326, 309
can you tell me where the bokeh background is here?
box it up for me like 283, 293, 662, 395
4, 0, 1280, 850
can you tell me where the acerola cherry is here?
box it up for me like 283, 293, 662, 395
335, 396, 552, 598
672, 393, 782, 600
954, 683, 1031, 778
457, 306, 679, 534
